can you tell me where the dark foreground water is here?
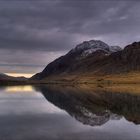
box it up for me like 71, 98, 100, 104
0, 85, 139, 140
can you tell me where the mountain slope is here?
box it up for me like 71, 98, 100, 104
31, 41, 140, 83
0, 73, 27, 85
95, 41, 140, 74
31, 40, 122, 80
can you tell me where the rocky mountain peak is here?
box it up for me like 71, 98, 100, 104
69, 40, 121, 57
32, 40, 137, 81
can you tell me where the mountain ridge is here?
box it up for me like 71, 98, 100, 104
31, 40, 140, 83
31, 40, 122, 80
0, 73, 28, 85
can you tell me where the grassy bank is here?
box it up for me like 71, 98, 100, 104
37, 71, 140, 84
1, 71, 140, 85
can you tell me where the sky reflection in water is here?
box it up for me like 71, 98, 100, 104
0, 85, 139, 140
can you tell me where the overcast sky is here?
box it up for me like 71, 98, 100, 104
0, 0, 140, 75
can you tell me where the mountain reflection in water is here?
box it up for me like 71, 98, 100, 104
35, 85, 140, 126
0, 85, 139, 140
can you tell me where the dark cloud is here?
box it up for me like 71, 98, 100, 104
0, 0, 139, 74
0, 49, 65, 74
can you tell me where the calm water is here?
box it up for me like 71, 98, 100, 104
0, 85, 139, 140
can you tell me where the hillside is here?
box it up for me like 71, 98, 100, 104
31, 40, 140, 84
0, 73, 28, 85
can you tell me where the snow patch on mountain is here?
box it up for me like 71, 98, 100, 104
109, 46, 122, 52
69, 40, 122, 57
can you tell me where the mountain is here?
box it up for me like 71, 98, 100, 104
0, 73, 9, 79
68, 40, 121, 56
31, 40, 140, 83
0, 73, 27, 85
31, 40, 122, 80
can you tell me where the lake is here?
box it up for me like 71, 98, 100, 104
0, 85, 139, 140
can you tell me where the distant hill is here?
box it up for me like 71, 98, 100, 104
31, 40, 140, 84
0, 73, 27, 85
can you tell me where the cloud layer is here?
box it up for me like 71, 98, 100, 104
0, 0, 140, 74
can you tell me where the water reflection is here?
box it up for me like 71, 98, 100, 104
6, 86, 33, 92
35, 85, 140, 125
0, 85, 139, 140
